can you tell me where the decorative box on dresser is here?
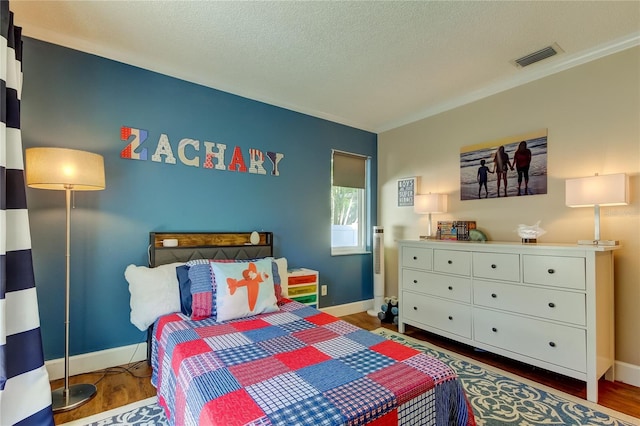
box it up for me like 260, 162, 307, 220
397, 239, 619, 403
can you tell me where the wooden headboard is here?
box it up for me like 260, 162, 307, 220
149, 231, 273, 267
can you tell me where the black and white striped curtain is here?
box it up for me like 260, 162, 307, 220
1, 2, 55, 424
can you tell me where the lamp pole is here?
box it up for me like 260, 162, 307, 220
64, 186, 71, 394
51, 186, 97, 412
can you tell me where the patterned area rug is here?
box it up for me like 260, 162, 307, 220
61, 328, 638, 426
376, 329, 637, 426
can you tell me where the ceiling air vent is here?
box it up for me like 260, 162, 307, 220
512, 43, 564, 68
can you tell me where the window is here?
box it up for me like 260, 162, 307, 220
331, 150, 370, 255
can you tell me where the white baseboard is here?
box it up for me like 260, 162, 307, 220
615, 360, 640, 388
46, 342, 147, 381
320, 299, 374, 317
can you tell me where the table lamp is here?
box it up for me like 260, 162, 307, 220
565, 173, 628, 246
414, 193, 448, 239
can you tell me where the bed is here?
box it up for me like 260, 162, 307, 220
127, 232, 475, 425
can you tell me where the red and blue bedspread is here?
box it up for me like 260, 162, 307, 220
151, 299, 475, 426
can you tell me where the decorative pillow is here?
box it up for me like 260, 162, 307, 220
211, 258, 279, 322
274, 257, 288, 298
124, 262, 184, 331
273, 257, 288, 300
186, 257, 288, 321
175, 265, 192, 316
186, 259, 216, 320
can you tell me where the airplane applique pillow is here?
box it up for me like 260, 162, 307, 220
211, 258, 279, 322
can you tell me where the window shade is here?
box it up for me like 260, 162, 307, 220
332, 151, 367, 189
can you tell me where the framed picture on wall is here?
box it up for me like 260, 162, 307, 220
460, 129, 548, 200
397, 176, 418, 207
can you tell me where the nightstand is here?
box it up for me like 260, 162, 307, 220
287, 268, 319, 308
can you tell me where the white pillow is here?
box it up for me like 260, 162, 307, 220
125, 262, 183, 331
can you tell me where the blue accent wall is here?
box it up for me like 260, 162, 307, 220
21, 38, 377, 360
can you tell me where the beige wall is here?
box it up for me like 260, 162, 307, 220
379, 47, 640, 368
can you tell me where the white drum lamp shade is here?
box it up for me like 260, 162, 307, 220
26, 147, 105, 190
414, 193, 448, 238
565, 173, 628, 245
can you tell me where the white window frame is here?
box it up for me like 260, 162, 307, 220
331, 150, 370, 256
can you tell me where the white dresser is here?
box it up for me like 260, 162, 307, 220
397, 239, 618, 402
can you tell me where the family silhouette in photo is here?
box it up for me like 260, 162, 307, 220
461, 131, 547, 201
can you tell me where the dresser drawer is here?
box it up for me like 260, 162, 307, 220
523, 255, 586, 290
473, 280, 586, 325
402, 246, 433, 270
402, 291, 472, 338
474, 308, 586, 373
403, 270, 471, 302
434, 250, 471, 276
472, 252, 520, 282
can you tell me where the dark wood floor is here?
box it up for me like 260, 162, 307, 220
52, 312, 640, 424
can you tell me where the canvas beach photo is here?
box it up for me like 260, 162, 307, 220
460, 129, 548, 200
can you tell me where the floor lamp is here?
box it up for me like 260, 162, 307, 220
26, 147, 106, 412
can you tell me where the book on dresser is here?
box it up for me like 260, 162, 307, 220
397, 239, 618, 403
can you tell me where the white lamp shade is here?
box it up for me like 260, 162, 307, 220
26, 147, 106, 191
414, 193, 447, 214
565, 173, 628, 207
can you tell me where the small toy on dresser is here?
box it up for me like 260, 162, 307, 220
378, 296, 399, 325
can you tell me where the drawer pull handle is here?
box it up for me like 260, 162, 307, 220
491, 264, 497, 269
491, 293, 497, 298
413, 256, 418, 260
548, 268, 555, 274
492, 327, 498, 332
548, 302, 555, 308
448, 316, 453, 320
448, 286, 453, 290
448, 260, 453, 264
413, 306, 418, 311
413, 280, 418, 284
549, 342, 556, 348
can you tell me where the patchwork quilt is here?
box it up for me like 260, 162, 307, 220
151, 300, 475, 426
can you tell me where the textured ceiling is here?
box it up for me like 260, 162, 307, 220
11, 1, 640, 132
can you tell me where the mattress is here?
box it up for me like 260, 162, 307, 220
151, 299, 475, 425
